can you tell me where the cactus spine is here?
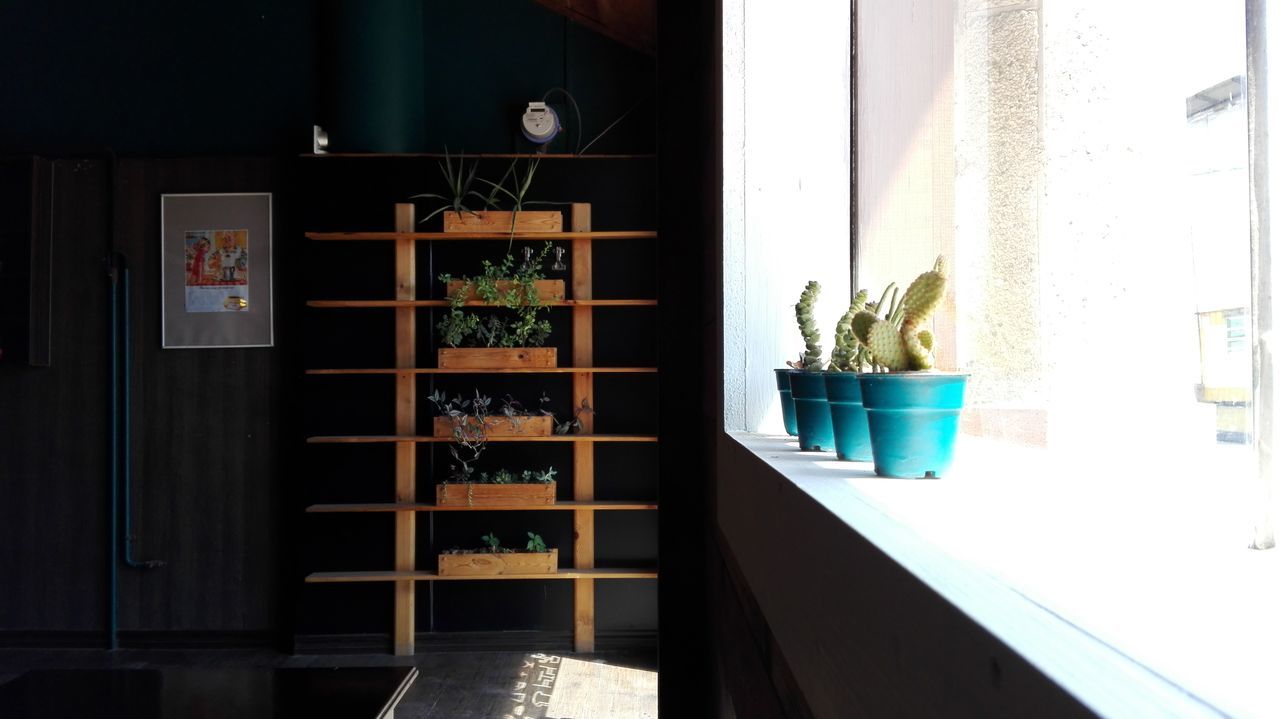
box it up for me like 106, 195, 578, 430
854, 256, 948, 372
829, 290, 869, 372
790, 281, 823, 370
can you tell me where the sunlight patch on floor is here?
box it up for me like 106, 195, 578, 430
503, 653, 657, 719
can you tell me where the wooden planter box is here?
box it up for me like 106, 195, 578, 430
438, 549, 558, 576
442, 210, 563, 233
437, 347, 557, 369
445, 279, 565, 302
436, 481, 556, 507
432, 415, 554, 438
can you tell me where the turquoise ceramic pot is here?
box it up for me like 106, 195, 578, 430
823, 372, 872, 462
775, 368, 799, 436
788, 370, 834, 451
859, 373, 968, 478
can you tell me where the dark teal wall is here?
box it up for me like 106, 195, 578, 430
0, 0, 654, 155
0, 1, 318, 155
414, 1, 655, 153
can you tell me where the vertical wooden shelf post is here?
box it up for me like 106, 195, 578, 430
571, 203, 596, 653
393, 203, 417, 655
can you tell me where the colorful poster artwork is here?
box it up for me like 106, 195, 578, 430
184, 229, 249, 312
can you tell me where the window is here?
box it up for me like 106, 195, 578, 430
723, 1, 1280, 715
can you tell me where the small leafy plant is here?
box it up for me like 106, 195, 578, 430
787, 281, 824, 371
457, 467, 558, 485
851, 256, 948, 372
437, 243, 555, 349
442, 531, 552, 554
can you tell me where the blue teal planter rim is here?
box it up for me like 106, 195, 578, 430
857, 371, 971, 379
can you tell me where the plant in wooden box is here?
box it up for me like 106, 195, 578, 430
466, 157, 569, 236
784, 281, 835, 451
430, 390, 556, 441
436, 243, 560, 369
851, 256, 968, 478
824, 289, 877, 462
437, 467, 559, 507
438, 532, 558, 576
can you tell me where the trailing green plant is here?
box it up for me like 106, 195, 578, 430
851, 256, 948, 372
828, 289, 874, 372
430, 389, 588, 480
436, 243, 555, 349
553, 398, 594, 435
481, 532, 502, 552
429, 389, 492, 481
408, 148, 493, 225
786, 281, 823, 370
526, 532, 547, 553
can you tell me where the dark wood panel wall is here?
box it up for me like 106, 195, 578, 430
0, 159, 113, 635
0, 157, 291, 646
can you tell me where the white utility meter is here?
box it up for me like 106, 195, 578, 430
521, 102, 561, 144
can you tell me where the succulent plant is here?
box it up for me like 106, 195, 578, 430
828, 290, 870, 372
852, 256, 948, 371
787, 281, 823, 370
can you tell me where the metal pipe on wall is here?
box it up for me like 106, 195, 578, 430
107, 252, 164, 651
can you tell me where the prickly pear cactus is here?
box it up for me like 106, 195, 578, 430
791, 281, 823, 370
829, 290, 869, 372
851, 310, 878, 348
861, 256, 948, 372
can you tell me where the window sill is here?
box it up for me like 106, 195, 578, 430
725, 431, 1279, 719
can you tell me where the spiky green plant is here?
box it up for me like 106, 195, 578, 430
475, 157, 571, 248
409, 148, 493, 225
852, 257, 947, 371
828, 290, 871, 372
787, 281, 823, 370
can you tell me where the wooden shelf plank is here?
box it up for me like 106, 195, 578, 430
306, 231, 656, 241
306, 367, 657, 375
300, 153, 655, 160
307, 434, 658, 444
306, 568, 658, 583
307, 299, 657, 308
307, 501, 658, 513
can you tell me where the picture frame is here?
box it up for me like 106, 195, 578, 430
160, 193, 274, 348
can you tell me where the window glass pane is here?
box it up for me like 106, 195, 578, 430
927, 1, 1252, 475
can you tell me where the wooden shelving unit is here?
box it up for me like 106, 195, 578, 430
308, 299, 656, 307
306, 434, 658, 444
300, 153, 656, 160
305, 367, 657, 375
304, 202, 658, 655
307, 501, 658, 513
308, 569, 659, 583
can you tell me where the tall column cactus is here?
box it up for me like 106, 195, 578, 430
828, 290, 869, 372
788, 281, 824, 370
852, 256, 948, 371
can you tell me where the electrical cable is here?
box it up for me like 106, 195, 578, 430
540, 87, 584, 154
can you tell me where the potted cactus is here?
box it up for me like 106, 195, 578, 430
785, 281, 834, 451
852, 257, 967, 478
823, 289, 876, 461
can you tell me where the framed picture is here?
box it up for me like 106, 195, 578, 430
161, 193, 273, 348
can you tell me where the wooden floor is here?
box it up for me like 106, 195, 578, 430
0, 648, 657, 719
